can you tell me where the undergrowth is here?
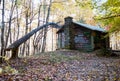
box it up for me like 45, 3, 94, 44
96, 48, 118, 57
35, 52, 81, 64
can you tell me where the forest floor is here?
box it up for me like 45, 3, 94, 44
0, 50, 120, 81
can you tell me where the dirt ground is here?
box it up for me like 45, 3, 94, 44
0, 50, 120, 81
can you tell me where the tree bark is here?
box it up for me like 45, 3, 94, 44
16, 0, 20, 40
10, 47, 19, 59
5, 0, 16, 48
42, 0, 52, 52
0, 0, 5, 63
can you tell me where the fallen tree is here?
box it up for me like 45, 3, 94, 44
5, 22, 60, 59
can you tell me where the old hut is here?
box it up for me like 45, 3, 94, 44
57, 17, 106, 51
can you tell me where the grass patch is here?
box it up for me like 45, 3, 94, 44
35, 52, 81, 64
48, 53, 79, 63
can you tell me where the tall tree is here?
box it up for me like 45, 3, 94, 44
5, 0, 16, 48
21, 0, 34, 56
93, 0, 120, 33
0, 0, 5, 63
42, 0, 52, 52
15, 0, 20, 40
33, 2, 42, 54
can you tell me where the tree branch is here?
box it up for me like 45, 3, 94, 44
95, 14, 120, 20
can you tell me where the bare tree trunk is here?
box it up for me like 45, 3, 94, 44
10, 47, 19, 59
36, 4, 42, 53
22, 11, 28, 56
5, 0, 16, 48
33, 3, 42, 54
16, 0, 20, 40
27, 24, 32, 56
27, 1, 34, 56
22, 0, 29, 56
22, 0, 34, 56
46, 0, 52, 24
42, 0, 52, 52
41, 0, 47, 52
0, 0, 5, 63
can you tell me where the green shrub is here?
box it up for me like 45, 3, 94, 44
96, 48, 112, 56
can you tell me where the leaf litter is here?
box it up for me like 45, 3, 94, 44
0, 50, 120, 81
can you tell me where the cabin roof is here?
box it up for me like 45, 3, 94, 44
73, 22, 106, 32
57, 21, 106, 33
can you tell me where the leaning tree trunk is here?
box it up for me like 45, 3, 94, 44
5, 22, 59, 59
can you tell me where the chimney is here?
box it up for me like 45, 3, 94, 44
64, 16, 75, 49
64, 16, 73, 24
